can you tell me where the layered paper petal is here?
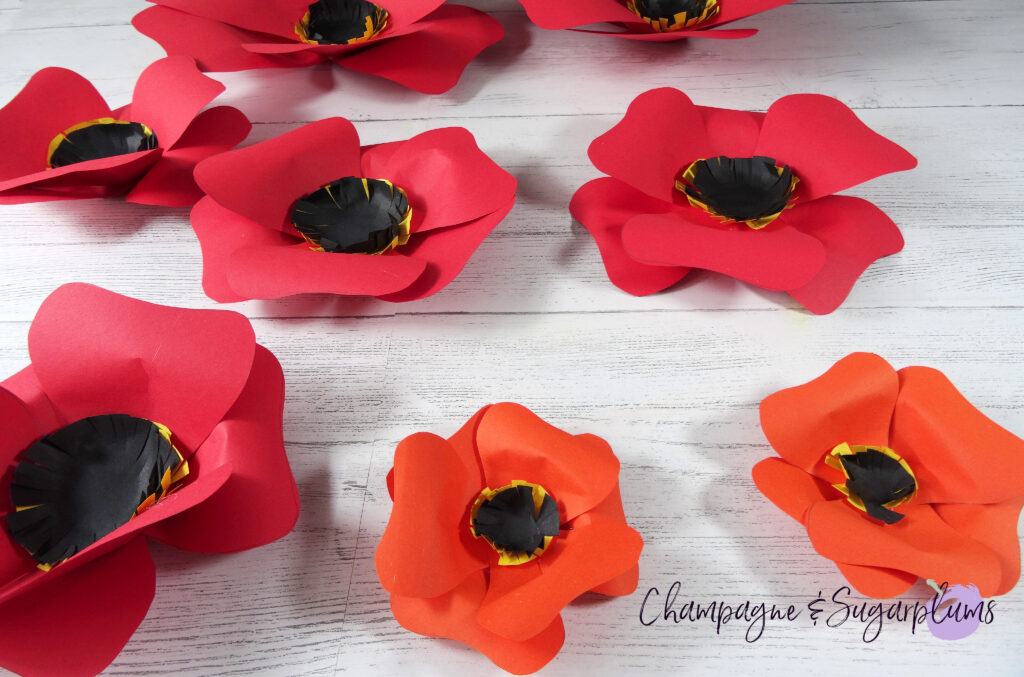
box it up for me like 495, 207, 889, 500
146, 346, 300, 552
569, 178, 691, 296
27, 283, 256, 453
835, 563, 919, 599
934, 499, 1024, 596
751, 457, 833, 524
129, 55, 225, 150
335, 5, 504, 95
518, 0, 638, 30
391, 570, 565, 675
755, 94, 917, 202
0, 537, 155, 677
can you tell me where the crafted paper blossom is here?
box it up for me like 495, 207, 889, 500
571, 89, 917, 314
752, 353, 1024, 599
0, 57, 250, 207
517, 0, 795, 40
376, 403, 643, 674
132, 0, 504, 94
0, 283, 300, 677
190, 117, 516, 303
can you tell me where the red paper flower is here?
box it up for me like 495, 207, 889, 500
0, 57, 250, 207
376, 403, 643, 674
132, 0, 504, 94
753, 353, 1024, 599
0, 283, 300, 677
190, 117, 516, 303
517, 0, 795, 40
570, 88, 917, 314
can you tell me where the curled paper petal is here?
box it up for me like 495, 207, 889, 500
129, 55, 225, 150
933, 499, 1024, 597
751, 457, 833, 524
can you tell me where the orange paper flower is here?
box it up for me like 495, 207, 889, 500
375, 403, 643, 674
753, 353, 1024, 599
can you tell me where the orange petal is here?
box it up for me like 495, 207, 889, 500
934, 498, 1024, 596
475, 403, 620, 521
891, 366, 1024, 504
835, 563, 918, 599
806, 501, 1004, 597
569, 473, 641, 597
751, 457, 834, 524
477, 521, 643, 641
376, 432, 487, 598
391, 569, 564, 675
760, 353, 898, 478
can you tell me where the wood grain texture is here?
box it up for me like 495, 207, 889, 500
1, 0, 1022, 675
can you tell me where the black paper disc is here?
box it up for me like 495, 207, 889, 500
291, 176, 412, 254
471, 482, 561, 565
5, 414, 187, 567
295, 0, 389, 44
677, 155, 797, 229
47, 118, 158, 169
826, 444, 917, 525
626, 0, 720, 31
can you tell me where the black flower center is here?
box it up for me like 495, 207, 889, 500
295, 0, 389, 44
626, 0, 720, 31
5, 414, 188, 568
471, 482, 561, 565
677, 155, 797, 229
291, 177, 411, 254
47, 118, 158, 169
825, 444, 917, 525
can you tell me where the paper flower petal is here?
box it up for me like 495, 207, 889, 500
569, 177, 691, 296
126, 105, 251, 207
477, 521, 643, 641
806, 501, 1004, 597
759, 353, 898, 477
334, 5, 504, 95
0, 151, 161, 200
129, 56, 225, 150
571, 26, 757, 40
588, 88, 712, 204
751, 457, 833, 524
562, 476, 640, 597
147, 0, 304, 39
377, 431, 487, 598
784, 196, 904, 314
26, 283, 256, 453
700, 0, 795, 28
518, 0, 638, 30
195, 117, 363, 231
934, 499, 1024, 596
754, 94, 917, 202
834, 563, 919, 599
698, 106, 764, 158
0, 68, 112, 182
891, 366, 1024, 505
475, 403, 620, 521
133, 6, 321, 71
390, 569, 565, 675
364, 127, 517, 234
145, 346, 300, 553
383, 0, 449, 32
621, 213, 826, 291
0, 537, 154, 677
378, 197, 515, 302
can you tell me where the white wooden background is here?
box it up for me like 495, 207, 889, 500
1, 0, 1023, 675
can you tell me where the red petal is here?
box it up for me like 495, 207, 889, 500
759, 352, 898, 477
698, 106, 764, 157
755, 94, 917, 202
146, 0, 304, 39
474, 403, 620, 521
0, 149, 160, 200
133, 6, 322, 72
130, 56, 225, 150
835, 563, 919, 599
377, 197, 515, 302
363, 127, 516, 234
27, 283, 256, 453
785, 196, 904, 314
621, 212, 826, 291
194, 117, 362, 231
569, 178, 690, 296
477, 520, 643, 641
588, 88, 712, 203
390, 569, 564, 675
0, 537, 154, 677
0, 67, 111, 181
517, 0, 638, 30
383, 0, 448, 33
127, 105, 251, 207
376, 432, 487, 598
569, 475, 640, 597
806, 501, 1004, 598
334, 5, 504, 94
891, 366, 1024, 505
146, 346, 299, 552
751, 457, 833, 525
934, 499, 1024, 596
570, 27, 757, 40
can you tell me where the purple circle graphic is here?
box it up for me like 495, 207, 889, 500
926, 584, 983, 640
